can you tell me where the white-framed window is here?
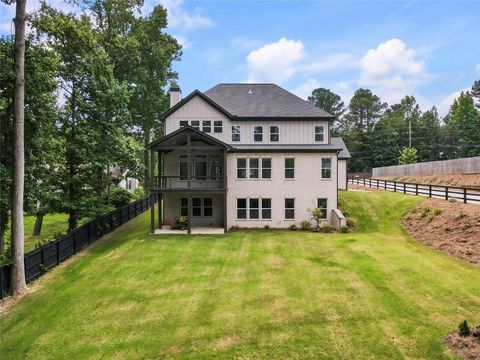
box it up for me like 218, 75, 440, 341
180, 197, 188, 216
315, 126, 325, 142
321, 158, 332, 179
261, 158, 271, 179
188, 197, 213, 217
179, 154, 223, 181
179, 154, 189, 180
214, 121, 223, 133
270, 126, 279, 142
237, 198, 247, 219
237, 158, 247, 179
232, 125, 240, 142
179, 120, 188, 127
254, 126, 263, 142
236, 197, 271, 220
194, 154, 208, 180
317, 198, 328, 220
285, 198, 295, 220
262, 199, 272, 219
202, 120, 211, 133
191, 120, 200, 130
249, 158, 259, 179
285, 158, 295, 179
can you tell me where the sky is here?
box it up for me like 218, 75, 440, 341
1, 0, 479, 115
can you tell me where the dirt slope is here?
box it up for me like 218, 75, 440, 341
376, 174, 480, 188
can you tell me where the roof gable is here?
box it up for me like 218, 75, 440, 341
162, 90, 232, 120
147, 125, 231, 150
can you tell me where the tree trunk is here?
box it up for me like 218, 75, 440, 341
32, 213, 44, 236
11, 0, 27, 295
143, 127, 151, 189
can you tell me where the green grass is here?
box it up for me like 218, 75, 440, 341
1, 190, 479, 359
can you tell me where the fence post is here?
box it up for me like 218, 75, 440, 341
87, 223, 91, 245
72, 232, 76, 254
369, 178, 371, 187
416, 184, 418, 195
384, 180, 387, 190
429, 185, 432, 198
464, 188, 467, 204
445, 186, 449, 201
56, 241, 60, 265
403, 183, 406, 194
363, 178, 365, 186
41, 246, 45, 267
394, 181, 396, 192
376, 179, 379, 188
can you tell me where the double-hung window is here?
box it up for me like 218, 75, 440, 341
192, 198, 202, 216
191, 120, 200, 130
261, 158, 271, 179
270, 126, 279, 142
285, 158, 295, 179
321, 158, 332, 179
249, 158, 259, 179
237, 158, 247, 179
232, 125, 240, 142
285, 198, 295, 220
254, 126, 263, 142
189, 197, 213, 217
179, 120, 188, 127
202, 121, 211, 133
194, 155, 208, 180
315, 126, 325, 142
180, 198, 188, 216
317, 198, 328, 220
214, 121, 223, 133
179, 155, 189, 180
237, 157, 271, 179
236, 198, 272, 220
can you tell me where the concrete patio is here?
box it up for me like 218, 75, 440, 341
153, 226, 225, 235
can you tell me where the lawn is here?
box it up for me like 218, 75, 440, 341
1, 190, 479, 359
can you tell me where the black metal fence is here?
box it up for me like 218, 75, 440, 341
348, 177, 480, 204
0, 196, 151, 299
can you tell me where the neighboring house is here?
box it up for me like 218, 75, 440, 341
111, 167, 139, 193
148, 84, 350, 233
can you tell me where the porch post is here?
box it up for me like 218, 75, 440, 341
223, 149, 228, 233
157, 193, 162, 229
187, 194, 192, 234
150, 149, 155, 233
187, 131, 191, 189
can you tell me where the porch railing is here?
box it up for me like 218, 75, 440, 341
154, 175, 225, 190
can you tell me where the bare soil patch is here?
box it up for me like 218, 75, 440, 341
403, 198, 480, 265
445, 332, 480, 360
377, 174, 480, 189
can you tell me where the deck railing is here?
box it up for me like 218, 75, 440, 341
153, 175, 225, 190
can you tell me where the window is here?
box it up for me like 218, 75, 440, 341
270, 126, 279, 142
203, 197, 213, 217
254, 126, 263, 142
180, 120, 188, 127
321, 158, 332, 179
194, 155, 208, 180
192, 197, 202, 216
261, 158, 271, 179
262, 199, 272, 219
179, 155, 189, 180
237, 158, 247, 179
249, 158, 259, 179
317, 198, 328, 220
210, 155, 223, 180
237, 198, 247, 219
180, 198, 188, 216
285, 198, 295, 220
285, 158, 295, 179
191, 120, 200, 130
232, 125, 240, 142
214, 121, 223, 133
249, 198, 259, 219
202, 120, 211, 133
315, 126, 325, 142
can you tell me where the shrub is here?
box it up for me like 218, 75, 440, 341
171, 216, 188, 230
288, 224, 297, 231
300, 220, 312, 231
110, 187, 133, 208
132, 186, 146, 200
346, 218, 356, 229
457, 210, 467, 219
433, 208, 443, 216
459, 320, 471, 337
340, 225, 349, 233
264, 225, 270, 230
320, 224, 334, 233
420, 206, 432, 218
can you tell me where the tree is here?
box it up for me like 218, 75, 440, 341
416, 107, 443, 162
343, 88, 387, 133
398, 147, 418, 165
472, 80, 480, 109
308, 88, 346, 133
11, 0, 27, 294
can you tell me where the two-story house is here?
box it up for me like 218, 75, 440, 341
148, 83, 350, 233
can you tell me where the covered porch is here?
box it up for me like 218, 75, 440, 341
147, 126, 231, 234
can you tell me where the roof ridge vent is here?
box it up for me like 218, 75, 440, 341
248, 87, 253, 94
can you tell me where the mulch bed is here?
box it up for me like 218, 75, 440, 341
445, 332, 480, 359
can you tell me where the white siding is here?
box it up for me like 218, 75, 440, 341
338, 159, 347, 190
226, 152, 338, 229
165, 94, 330, 145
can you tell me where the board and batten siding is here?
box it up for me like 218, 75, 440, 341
225, 152, 338, 228
165, 94, 330, 145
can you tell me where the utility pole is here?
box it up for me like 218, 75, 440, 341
408, 118, 412, 148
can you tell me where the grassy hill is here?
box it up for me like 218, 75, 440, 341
1, 190, 479, 359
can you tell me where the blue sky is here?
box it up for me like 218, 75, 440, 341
1, 0, 479, 115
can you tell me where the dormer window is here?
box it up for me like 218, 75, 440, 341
270, 126, 279, 142
315, 126, 325, 142
254, 126, 263, 142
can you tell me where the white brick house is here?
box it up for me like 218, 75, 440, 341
148, 84, 350, 233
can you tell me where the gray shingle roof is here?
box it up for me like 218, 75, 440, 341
231, 144, 342, 153
331, 137, 351, 159
203, 83, 333, 119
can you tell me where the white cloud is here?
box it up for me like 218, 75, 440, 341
172, 35, 190, 50
436, 88, 470, 116
245, 37, 305, 83
359, 38, 430, 104
159, 0, 212, 30
291, 79, 321, 100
